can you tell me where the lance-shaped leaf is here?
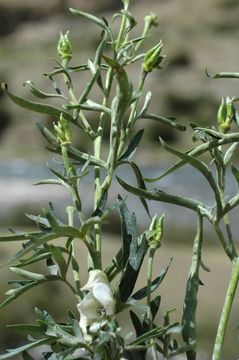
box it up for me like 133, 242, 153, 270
37, 123, 107, 168
119, 234, 148, 302
92, 190, 108, 217
67, 99, 111, 115
15, 249, 51, 268
48, 244, 68, 278
182, 212, 203, 360
2, 83, 73, 121
157, 137, 221, 214
223, 142, 239, 166
23, 80, 65, 99
36, 122, 60, 149
206, 70, 239, 79
0, 214, 85, 269
77, 63, 101, 104
0, 231, 42, 243
138, 112, 186, 131
119, 129, 144, 162
119, 161, 150, 217
117, 176, 203, 213
25, 214, 51, 231
129, 322, 181, 347
103, 56, 132, 107
0, 338, 56, 360
131, 258, 172, 301
7, 323, 44, 336
144, 133, 239, 183
67, 145, 107, 168
118, 196, 137, 269
151, 295, 161, 320
70, 9, 112, 39
0, 274, 60, 308
137, 91, 152, 117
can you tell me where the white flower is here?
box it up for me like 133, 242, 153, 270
77, 270, 115, 339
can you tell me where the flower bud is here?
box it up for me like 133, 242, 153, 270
217, 97, 235, 133
143, 41, 165, 73
54, 113, 71, 145
146, 214, 164, 249
57, 31, 72, 63
144, 12, 158, 29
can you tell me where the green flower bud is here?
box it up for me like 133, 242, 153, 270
57, 31, 72, 63
54, 113, 71, 145
143, 41, 165, 73
217, 97, 235, 133
146, 214, 164, 249
144, 12, 158, 29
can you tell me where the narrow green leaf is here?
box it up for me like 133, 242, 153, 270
36, 122, 60, 149
103, 56, 132, 105
34, 179, 61, 186
130, 311, 143, 337
78, 64, 101, 104
67, 99, 111, 114
118, 196, 137, 269
137, 91, 152, 117
119, 129, 144, 161
67, 145, 107, 168
138, 112, 186, 131
182, 212, 203, 360
206, 70, 239, 79
15, 251, 51, 268
0, 338, 56, 359
223, 142, 239, 166
120, 161, 150, 217
2, 83, 73, 121
25, 214, 50, 230
92, 190, 108, 217
117, 176, 203, 213
158, 137, 221, 211
132, 258, 172, 300
49, 245, 68, 277
0, 231, 42, 243
7, 324, 43, 336
151, 295, 161, 320
10, 267, 46, 281
69, 9, 112, 38
23, 80, 65, 99
119, 234, 148, 302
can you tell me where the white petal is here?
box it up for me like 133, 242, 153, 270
78, 291, 100, 319
82, 270, 109, 291
92, 283, 115, 315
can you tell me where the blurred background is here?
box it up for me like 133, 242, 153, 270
0, 0, 239, 358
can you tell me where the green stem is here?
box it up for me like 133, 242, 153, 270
66, 206, 83, 300
215, 159, 237, 258
115, 1, 130, 50
62, 144, 84, 223
212, 257, 239, 360
147, 247, 158, 360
